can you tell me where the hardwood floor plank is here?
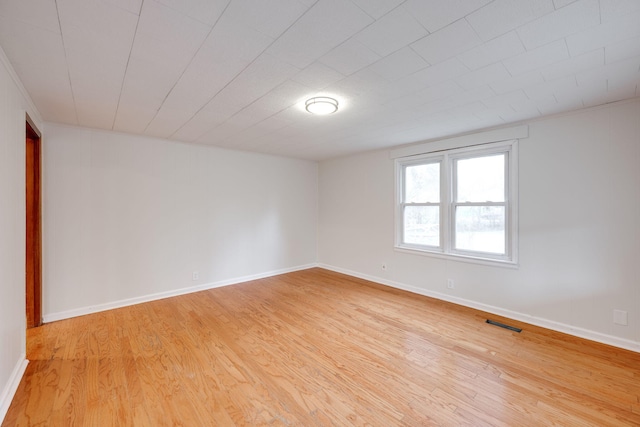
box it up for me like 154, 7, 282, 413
4, 268, 640, 426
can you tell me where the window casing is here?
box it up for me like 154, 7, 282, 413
396, 140, 518, 266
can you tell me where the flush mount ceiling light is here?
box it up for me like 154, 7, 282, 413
305, 97, 338, 115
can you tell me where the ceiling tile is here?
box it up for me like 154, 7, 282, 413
319, 39, 381, 76
196, 121, 246, 145
134, 1, 211, 50
354, 6, 428, 57
524, 75, 578, 102
212, 54, 301, 110
222, 0, 311, 39
153, 0, 229, 26
565, 9, 640, 56
170, 101, 236, 141
215, 80, 310, 131
325, 68, 388, 98
490, 70, 545, 94
266, 0, 373, 69
112, 54, 177, 133
517, 0, 600, 50
605, 36, 640, 64
599, 0, 640, 22
411, 19, 481, 65
0, 16, 65, 70
455, 63, 511, 90
173, 54, 300, 141
404, 0, 492, 33
252, 116, 293, 134
457, 31, 525, 70
510, 96, 543, 114
427, 85, 496, 115
9, 64, 77, 124
349, 0, 404, 19
112, 104, 153, 134
473, 107, 509, 125
229, 117, 294, 150
482, 90, 530, 109
113, 2, 213, 133
534, 94, 564, 115
606, 79, 639, 101
291, 62, 345, 90
467, 0, 555, 41
540, 49, 604, 81
0, 16, 76, 123
57, 0, 139, 55
393, 58, 469, 97
57, 0, 140, 128
369, 47, 429, 81
102, 0, 143, 15
496, 104, 541, 122
503, 39, 569, 76
553, 0, 579, 7
575, 56, 640, 88
581, 84, 624, 108
384, 81, 463, 111
67, 58, 126, 129
0, 0, 61, 33
144, 14, 274, 137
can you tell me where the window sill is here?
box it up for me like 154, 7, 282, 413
394, 246, 519, 269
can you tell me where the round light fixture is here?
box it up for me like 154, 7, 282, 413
305, 97, 338, 115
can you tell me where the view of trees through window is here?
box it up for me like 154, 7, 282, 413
403, 162, 440, 247
454, 154, 506, 255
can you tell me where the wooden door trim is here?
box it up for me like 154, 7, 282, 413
26, 119, 42, 328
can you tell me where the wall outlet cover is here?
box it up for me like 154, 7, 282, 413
613, 309, 628, 326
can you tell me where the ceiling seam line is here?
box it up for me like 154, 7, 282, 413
141, 0, 234, 133
111, 0, 145, 130
54, 0, 79, 125
201, 78, 309, 145
192, 0, 418, 142
168, 0, 323, 142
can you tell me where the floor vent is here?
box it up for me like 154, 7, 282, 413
486, 319, 522, 333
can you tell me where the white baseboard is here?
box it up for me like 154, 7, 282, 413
0, 356, 28, 424
318, 263, 640, 354
44, 263, 318, 323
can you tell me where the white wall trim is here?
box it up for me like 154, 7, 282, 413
0, 356, 28, 424
0, 45, 43, 124
44, 263, 319, 323
389, 125, 528, 159
318, 263, 640, 354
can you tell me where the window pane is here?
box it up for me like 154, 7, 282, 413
404, 206, 439, 247
455, 206, 505, 254
405, 163, 440, 203
456, 154, 505, 202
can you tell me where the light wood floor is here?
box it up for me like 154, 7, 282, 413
4, 268, 640, 426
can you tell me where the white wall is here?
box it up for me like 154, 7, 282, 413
319, 98, 640, 351
0, 50, 42, 418
43, 124, 318, 319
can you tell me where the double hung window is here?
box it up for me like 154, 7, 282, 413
396, 140, 517, 265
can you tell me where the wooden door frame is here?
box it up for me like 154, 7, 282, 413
26, 117, 42, 328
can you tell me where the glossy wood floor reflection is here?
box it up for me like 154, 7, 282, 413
5, 268, 640, 426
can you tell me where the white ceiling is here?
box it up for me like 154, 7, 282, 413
1, 0, 639, 160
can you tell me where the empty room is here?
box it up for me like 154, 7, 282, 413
1, 0, 640, 425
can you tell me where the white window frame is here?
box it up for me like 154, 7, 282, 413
395, 140, 518, 267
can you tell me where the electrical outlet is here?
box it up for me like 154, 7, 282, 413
613, 309, 628, 326
192, 271, 199, 281
447, 279, 455, 289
